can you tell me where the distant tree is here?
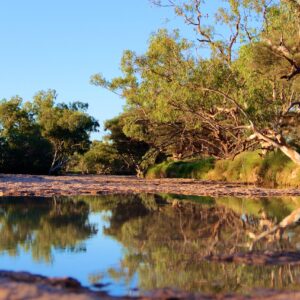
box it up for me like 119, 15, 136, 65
0, 91, 99, 175
0, 97, 52, 174
31, 90, 99, 174
104, 117, 153, 175
71, 116, 156, 176
75, 141, 124, 174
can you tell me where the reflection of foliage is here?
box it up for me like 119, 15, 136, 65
95, 194, 300, 294
74, 194, 167, 239
216, 196, 300, 222
0, 197, 97, 263
2, 194, 300, 294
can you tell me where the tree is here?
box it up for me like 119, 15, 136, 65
31, 90, 99, 174
92, 31, 258, 160
71, 116, 156, 176
103, 116, 153, 175
0, 97, 52, 174
150, 0, 300, 163
74, 141, 125, 174
93, 1, 300, 164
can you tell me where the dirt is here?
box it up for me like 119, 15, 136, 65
1, 174, 300, 197
0, 271, 128, 300
2, 270, 300, 300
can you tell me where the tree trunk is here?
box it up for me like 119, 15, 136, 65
135, 165, 144, 178
278, 145, 300, 165
251, 128, 300, 165
48, 157, 68, 175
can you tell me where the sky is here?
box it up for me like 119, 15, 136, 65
0, 1, 197, 139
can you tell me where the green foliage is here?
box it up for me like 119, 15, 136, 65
3, 0, 300, 175
146, 158, 215, 179
206, 151, 263, 182
70, 141, 128, 175
0, 90, 99, 175
69, 116, 154, 175
104, 117, 150, 173
92, 30, 256, 159
93, 0, 300, 167
147, 150, 300, 187
31, 90, 99, 174
0, 98, 52, 174
257, 151, 300, 187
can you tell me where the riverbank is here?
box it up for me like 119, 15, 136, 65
2, 270, 300, 300
146, 151, 300, 188
1, 174, 300, 197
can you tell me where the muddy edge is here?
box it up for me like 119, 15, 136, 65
0, 174, 300, 197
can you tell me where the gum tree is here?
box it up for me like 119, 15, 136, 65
92, 31, 258, 160
31, 90, 99, 174
149, 0, 300, 163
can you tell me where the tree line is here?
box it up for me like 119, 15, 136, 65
1, 0, 300, 175
88, 0, 300, 173
0, 90, 98, 174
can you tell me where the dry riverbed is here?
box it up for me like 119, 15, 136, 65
1, 174, 300, 197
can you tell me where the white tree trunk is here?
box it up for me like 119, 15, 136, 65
251, 128, 300, 165
278, 145, 300, 165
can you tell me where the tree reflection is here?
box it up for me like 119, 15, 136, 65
86, 194, 300, 294
1, 194, 300, 294
0, 197, 97, 262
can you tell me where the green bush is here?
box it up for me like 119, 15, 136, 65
146, 158, 215, 179
205, 151, 263, 183
146, 151, 300, 187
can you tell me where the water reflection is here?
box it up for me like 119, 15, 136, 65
0, 197, 97, 262
0, 194, 300, 295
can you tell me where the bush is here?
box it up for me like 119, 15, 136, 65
146, 158, 215, 179
146, 150, 300, 187
205, 151, 262, 183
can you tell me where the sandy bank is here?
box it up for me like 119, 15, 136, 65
1, 174, 300, 197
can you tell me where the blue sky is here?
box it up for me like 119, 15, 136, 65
0, 1, 196, 139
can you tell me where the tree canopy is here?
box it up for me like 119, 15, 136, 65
0, 90, 99, 174
2, 1, 300, 175
92, 0, 300, 166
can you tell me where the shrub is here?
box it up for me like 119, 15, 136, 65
146, 150, 300, 187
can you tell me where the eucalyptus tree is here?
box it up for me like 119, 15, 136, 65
92, 30, 258, 159
0, 97, 52, 174
75, 116, 155, 176
150, 0, 300, 163
93, 0, 300, 164
104, 117, 153, 175
31, 90, 99, 174
75, 141, 122, 174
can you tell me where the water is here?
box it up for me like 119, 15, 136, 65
0, 194, 300, 296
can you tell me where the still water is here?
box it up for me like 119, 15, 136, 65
0, 194, 300, 296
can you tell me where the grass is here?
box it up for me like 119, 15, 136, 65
205, 151, 262, 183
146, 150, 300, 187
146, 158, 215, 179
